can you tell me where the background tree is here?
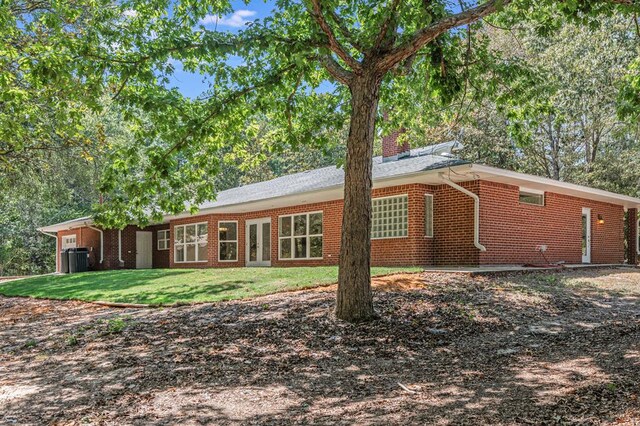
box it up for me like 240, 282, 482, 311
435, 14, 640, 196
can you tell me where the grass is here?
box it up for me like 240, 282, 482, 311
0, 266, 422, 305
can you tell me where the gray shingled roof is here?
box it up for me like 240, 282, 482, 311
199, 150, 467, 210
39, 146, 467, 232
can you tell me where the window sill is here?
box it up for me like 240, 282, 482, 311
371, 236, 409, 240
518, 202, 545, 207
278, 257, 323, 261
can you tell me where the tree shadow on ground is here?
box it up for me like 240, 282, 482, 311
1, 267, 639, 424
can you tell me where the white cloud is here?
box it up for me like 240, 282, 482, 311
122, 9, 138, 18
199, 9, 257, 28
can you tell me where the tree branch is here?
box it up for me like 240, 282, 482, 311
319, 54, 353, 85
376, 0, 511, 73
308, 0, 362, 72
373, 0, 403, 51
327, 9, 365, 52
158, 59, 314, 166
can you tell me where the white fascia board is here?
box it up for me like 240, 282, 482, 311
37, 217, 94, 233
469, 164, 640, 208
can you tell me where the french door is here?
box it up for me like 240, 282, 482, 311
246, 218, 271, 266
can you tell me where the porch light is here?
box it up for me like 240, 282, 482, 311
597, 214, 604, 224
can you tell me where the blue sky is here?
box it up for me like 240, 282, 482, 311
168, 0, 275, 98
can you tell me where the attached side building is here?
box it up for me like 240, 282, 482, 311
40, 139, 640, 271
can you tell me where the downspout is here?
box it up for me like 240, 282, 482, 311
439, 173, 487, 252
85, 223, 104, 264
41, 231, 59, 272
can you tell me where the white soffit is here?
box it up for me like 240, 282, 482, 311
38, 217, 94, 233
466, 164, 640, 209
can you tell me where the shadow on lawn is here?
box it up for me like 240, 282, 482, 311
0, 270, 257, 304
1, 268, 639, 424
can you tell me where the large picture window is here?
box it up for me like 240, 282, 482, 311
372, 195, 408, 239
174, 223, 208, 263
279, 212, 323, 259
218, 221, 238, 261
157, 230, 170, 250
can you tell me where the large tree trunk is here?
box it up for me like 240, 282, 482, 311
335, 73, 382, 322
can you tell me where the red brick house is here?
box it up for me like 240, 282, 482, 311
39, 138, 640, 272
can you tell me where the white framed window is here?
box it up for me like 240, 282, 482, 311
157, 230, 170, 250
62, 235, 77, 249
425, 194, 434, 238
174, 222, 208, 263
519, 187, 545, 206
218, 221, 238, 262
279, 212, 323, 260
371, 194, 408, 239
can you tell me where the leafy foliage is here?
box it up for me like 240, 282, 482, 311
449, 14, 640, 196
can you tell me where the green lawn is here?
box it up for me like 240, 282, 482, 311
0, 266, 421, 305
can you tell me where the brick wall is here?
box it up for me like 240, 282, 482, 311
149, 224, 171, 268
57, 227, 102, 271
58, 224, 170, 271
433, 181, 479, 266
55, 180, 628, 271
168, 184, 433, 269
478, 181, 625, 265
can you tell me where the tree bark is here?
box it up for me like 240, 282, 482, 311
335, 72, 382, 322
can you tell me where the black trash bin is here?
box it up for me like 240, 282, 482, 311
60, 249, 70, 273
68, 248, 89, 273
75, 248, 89, 272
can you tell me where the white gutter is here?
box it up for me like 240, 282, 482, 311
85, 223, 104, 264
439, 172, 487, 252
118, 230, 124, 266
41, 231, 59, 272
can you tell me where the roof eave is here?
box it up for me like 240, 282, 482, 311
38, 218, 94, 234
469, 164, 640, 208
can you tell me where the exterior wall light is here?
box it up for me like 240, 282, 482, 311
597, 214, 604, 224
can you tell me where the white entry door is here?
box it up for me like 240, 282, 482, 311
246, 218, 271, 266
582, 208, 591, 264
136, 231, 153, 269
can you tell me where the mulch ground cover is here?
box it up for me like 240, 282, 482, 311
1, 267, 639, 425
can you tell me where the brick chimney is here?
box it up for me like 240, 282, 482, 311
382, 128, 410, 162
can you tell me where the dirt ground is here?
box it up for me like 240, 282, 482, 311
1, 267, 639, 425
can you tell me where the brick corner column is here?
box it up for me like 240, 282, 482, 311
627, 208, 637, 265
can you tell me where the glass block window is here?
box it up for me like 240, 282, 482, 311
424, 194, 433, 237
174, 222, 208, 262
371, 195, 408, 239
279, 212, 323, 259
